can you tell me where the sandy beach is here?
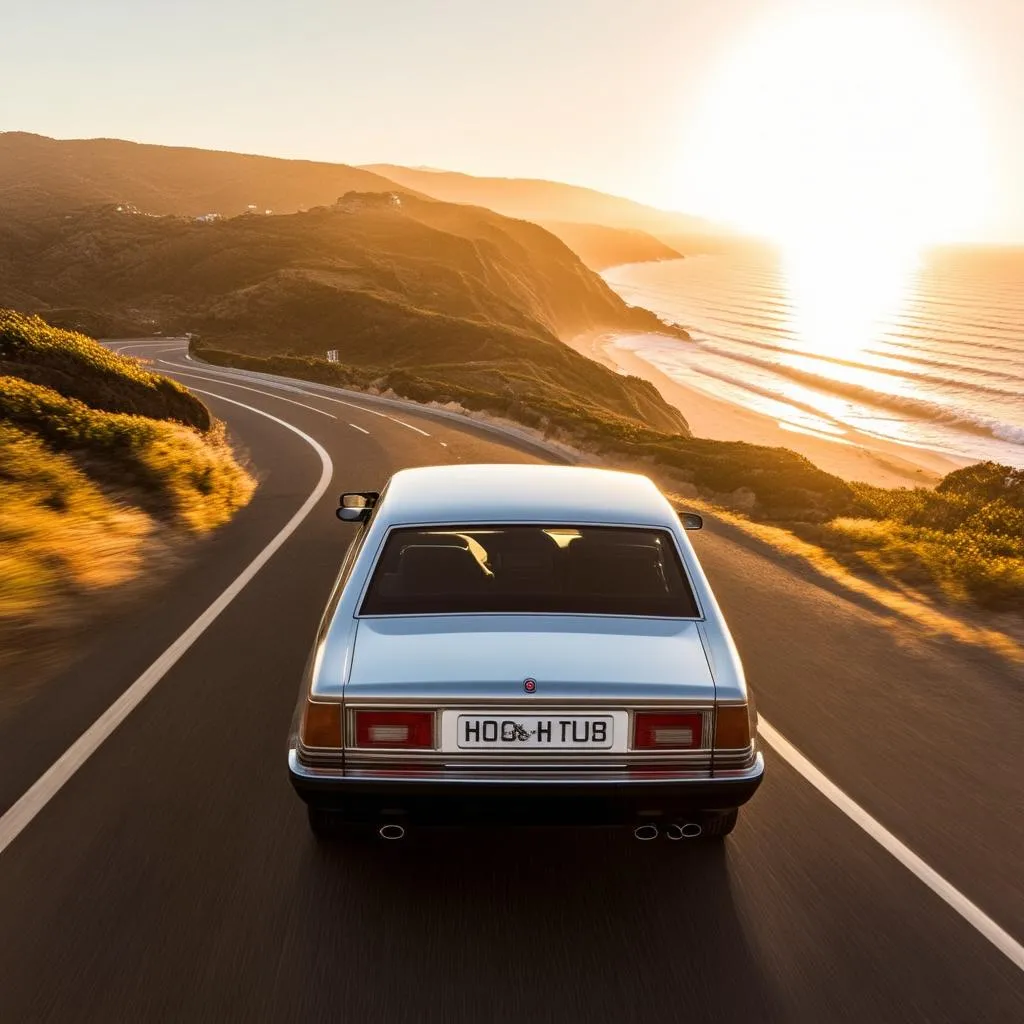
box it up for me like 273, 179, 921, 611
568, 330, 968, 488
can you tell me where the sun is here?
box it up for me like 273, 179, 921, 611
679, 4, 990, 255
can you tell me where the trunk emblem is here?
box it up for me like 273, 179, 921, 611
523, 678, 537, 693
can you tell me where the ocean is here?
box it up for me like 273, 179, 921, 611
603, 247, 1024, 469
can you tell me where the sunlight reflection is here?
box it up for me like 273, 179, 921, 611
782, 242, 919, 360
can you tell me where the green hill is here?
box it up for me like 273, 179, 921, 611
0, 194, 691, 436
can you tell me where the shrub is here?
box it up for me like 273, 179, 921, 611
0, 375, 253, 530
0, 309, 210, 430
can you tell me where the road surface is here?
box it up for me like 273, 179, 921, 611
0, 340, 1021, 1022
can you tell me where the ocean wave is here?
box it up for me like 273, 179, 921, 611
681, 348, 1024, 446
606, 253, 1024, 459
690, 339, 1024, 400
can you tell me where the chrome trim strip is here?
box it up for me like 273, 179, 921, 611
289, 748, 764, 787
343, 751, 714, 766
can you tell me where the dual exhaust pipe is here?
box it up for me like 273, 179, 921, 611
634, 822, 703, 841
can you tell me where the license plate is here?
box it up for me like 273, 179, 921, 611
455, 715, 615, 749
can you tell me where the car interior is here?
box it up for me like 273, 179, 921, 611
361, 526, 700, 616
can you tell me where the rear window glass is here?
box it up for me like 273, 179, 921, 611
359, 525, 699, 617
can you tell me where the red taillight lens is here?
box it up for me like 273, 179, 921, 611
633, 712, 703, 750
354, 710, 434, 749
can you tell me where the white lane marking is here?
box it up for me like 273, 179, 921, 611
27, 349, 1024, 972
386, 416, 430, 437
166, 369, 337, 419
349, 423, 370, 435
159, 359, 431, 437
758, 717, 1024, 972
0, 392, 334, 858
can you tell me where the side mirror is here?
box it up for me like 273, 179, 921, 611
679, 512, 703, 531
337, 491, 379, 523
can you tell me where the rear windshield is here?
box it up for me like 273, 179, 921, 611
359, 525, 699, 617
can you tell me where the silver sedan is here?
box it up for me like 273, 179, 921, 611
288, 464, 763, 841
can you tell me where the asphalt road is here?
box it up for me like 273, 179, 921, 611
0, 340, 1021, 1023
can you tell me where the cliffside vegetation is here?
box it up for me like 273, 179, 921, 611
0, 195, 690, 436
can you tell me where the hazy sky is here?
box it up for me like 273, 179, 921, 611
3, 0, 1023, 240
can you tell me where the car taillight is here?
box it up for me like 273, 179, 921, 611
354, 710, 434, 749
633, 712, 703, 750
714, 704, 752, 749
301, 700, 342, 748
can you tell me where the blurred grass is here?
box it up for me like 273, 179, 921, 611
0, 312, 254, 685
0, 423, 151, 621
0, 375, 254, 531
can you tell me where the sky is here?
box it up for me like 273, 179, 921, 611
3, 0, 1024, 242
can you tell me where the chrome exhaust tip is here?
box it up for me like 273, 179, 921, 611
666, 822, 703, 840
633, 823, 659, 841
378, 824, 406, 840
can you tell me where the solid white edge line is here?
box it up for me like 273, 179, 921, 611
166, 368, 337, 419
164, 359, 394, 420
0, 390, 334, 857
161, 358, 432, 436
78, 346, 1024, 973
349, 423, 370, 435
757, 716, 1024, 972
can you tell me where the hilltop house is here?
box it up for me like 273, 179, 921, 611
335, 191, 403, 212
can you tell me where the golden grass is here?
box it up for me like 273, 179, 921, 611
0, 326, 255, 690
129, 419, 256, 533
670, 493, 1024, 667
0, 425, 151, 613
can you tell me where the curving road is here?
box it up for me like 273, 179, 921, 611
0, 339, 1022, 1022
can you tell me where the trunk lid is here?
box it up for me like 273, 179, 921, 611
346, 615, 715, 702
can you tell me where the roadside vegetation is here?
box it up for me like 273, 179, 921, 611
0, 311, 254, 686
195, 344, 1023, 619
834, 466, 1024, 611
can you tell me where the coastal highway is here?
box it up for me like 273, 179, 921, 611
0, 340, 1021, 1023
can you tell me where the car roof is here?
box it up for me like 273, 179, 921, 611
375, 464, 679, 527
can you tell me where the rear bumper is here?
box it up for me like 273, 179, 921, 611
288, 749, 764, 825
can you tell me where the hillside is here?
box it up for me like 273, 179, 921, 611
537, 221, 681, 271
0, 133, 412, 219
0, 134, 715, 268
360, 164, 721, 245
0, 311, 254, 685
0, 196, 690, 435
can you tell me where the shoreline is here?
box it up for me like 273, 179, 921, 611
568, 329, 969, 489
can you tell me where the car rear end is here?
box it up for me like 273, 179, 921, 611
289, 507, 763, 839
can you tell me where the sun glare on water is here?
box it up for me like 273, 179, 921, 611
682, 4, 989, 356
